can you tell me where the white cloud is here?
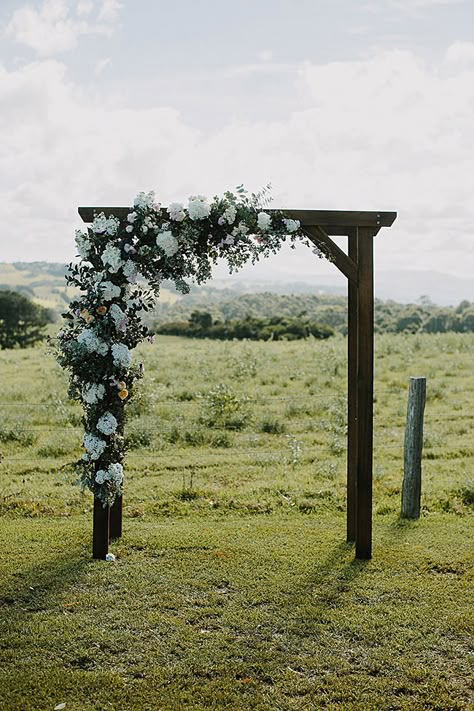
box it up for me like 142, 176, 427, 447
257, 50, 273, 62
76, 0, 93, 15
94, 56, 111, 74
97, 0, 122, 21
5, 0, 121, 56
388, 0, 465, 8
1, 45, 473, 281
445, 41, 474, 65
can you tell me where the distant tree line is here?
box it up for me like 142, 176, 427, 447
151, 292, 474, 336
156, 311, 335, 341
0, 290, 55, 349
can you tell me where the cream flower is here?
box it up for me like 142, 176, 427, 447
156, 230, 179, 257
257, 212, 272, 231
188, 195, 211, 220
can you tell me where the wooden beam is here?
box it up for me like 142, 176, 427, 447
347, 228, 358, 543
355, 227, 375, 560
303, 225, 358, 284
283, 209, 397, 231
78, 206, 397, 236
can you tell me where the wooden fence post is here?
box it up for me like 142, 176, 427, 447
401, 377, 426, 519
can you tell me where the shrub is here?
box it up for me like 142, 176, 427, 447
259, 417, 286, 434
200, 384, 251, 430
0, 290, 54, 349
0, 424, 37, 447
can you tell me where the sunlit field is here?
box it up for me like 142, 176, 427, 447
1, 333, 473, 709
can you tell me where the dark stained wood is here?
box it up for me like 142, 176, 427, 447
347, 228, 358, 543
355, 227, 375, 560
109, 495, 123, 539
78, 206, 397, 236
303, 226, 357, 284
93, 496, 110, 559
78, 201, 397, 562
281, 210, 396, 234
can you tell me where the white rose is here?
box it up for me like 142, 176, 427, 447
75, 230, 91, 259
223, 205, 237, 225
188, 195, 211, 221
283, 218, 300, 233
101, 244, 123, 273
111, 343, 132, 368
168, 202, 186, 222
100, 281, 121, 301
97, 412, 118, 436
156, 230, 179, 257
257, 212, 272, 231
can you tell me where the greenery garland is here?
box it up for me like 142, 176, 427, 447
56, 186, 324, 506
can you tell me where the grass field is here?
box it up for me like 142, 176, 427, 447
0, 333, 473, 709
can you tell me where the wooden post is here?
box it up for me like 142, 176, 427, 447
110, 495, 123, 540
347, 228, 358, 543
355, 227, 375, 560
401, 377, 426, 519
92, 497, 110, 559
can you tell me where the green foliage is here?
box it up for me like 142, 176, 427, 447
259, 416, 286, 434
200, 384, 251, 430
0, 290, 54, 349
0, 423, 37, 447
157, 311, 335, 341
153, 292, 474, 336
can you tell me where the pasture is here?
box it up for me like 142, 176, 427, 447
0, 333, 473, 709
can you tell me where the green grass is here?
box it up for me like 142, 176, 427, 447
0, 333, 473, 709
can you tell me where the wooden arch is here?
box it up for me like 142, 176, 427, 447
79, 206, 397, 560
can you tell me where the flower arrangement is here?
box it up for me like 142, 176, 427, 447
56, 186, 324, 507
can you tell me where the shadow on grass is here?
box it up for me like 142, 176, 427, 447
0, 548, 92, 614
275, 541, 370, 623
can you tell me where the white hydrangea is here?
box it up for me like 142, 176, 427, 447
223, 205, 237, 225
101, 244, 124, 273
83, 433, 106, 460
127, 211, 137, 223
111, 343, 132, 368
100, 281, 121, 301
257, 212, 272, 231
108, 463, 123, 484
232, 222, 250, 237
95, 469, 107, 484
188, 195, 211, 221
91, 214, 120, 236
168, 202, 186, 222
122, 260, 139, 284
283, 218, 300, 233
95, 462, 123, 485
97, 412, 118, 435
109, 303, 127, 331
75, 230, 91, 259
156, 230, 179, 257
82, 382, 106, 404
77, 329, 109, 356
134, 191, 155, 209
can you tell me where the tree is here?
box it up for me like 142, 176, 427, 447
0, 290, 54, 349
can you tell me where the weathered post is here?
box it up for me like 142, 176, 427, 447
401, 377, 426, 519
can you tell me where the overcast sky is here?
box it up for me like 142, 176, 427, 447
1, 0, 473, 284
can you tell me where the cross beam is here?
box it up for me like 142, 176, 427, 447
79, 206, 397, 560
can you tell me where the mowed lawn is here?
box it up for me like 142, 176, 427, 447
0, 333, 473, 709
